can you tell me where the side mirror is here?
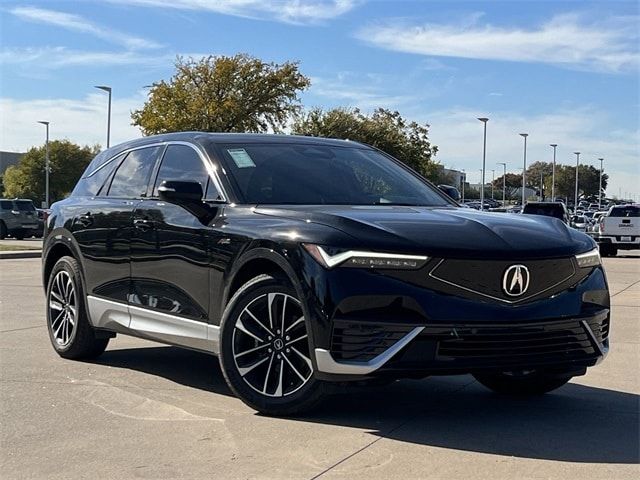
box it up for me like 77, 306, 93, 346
158, 180, 203, 204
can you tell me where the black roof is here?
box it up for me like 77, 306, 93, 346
106, 132, 367, 158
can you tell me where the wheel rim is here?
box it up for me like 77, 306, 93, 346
232, 292, 313, 398
48, 271, 77, 347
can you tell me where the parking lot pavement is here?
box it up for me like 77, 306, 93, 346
1, 255, 638, 480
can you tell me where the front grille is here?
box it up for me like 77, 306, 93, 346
428, 257, 578, 304
331, 320, 414, 362
425, 316, 608, 365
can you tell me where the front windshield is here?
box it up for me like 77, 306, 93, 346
218, 143, 451, 206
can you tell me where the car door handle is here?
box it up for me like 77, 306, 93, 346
75, 213, 93, 227
133, 218, 155, 231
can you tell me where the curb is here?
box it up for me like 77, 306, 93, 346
0, 250, 42, 260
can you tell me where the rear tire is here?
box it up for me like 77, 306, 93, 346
473, 370, 572, 395
0, 222, 6, 240
46, 256, 109, 359
219, 274, 325, 416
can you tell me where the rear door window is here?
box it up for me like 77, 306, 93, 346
0, 201, 13, 210
107, 147, 162, 198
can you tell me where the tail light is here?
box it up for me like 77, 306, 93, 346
599, 217, 605, 233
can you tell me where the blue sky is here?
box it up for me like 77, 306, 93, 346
1, 0, 638, 198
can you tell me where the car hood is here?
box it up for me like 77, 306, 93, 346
254, 205, 595, 259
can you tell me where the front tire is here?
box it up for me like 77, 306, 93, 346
219, 274, 325, 416
46, 256, 109, 359
473, 370, 572, 395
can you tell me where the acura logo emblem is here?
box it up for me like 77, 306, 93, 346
503, 265, 530, 297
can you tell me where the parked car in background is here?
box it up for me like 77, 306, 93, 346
0, 198, 40, 239
593, 204, 640, 256
571, 215, 589, 232
522, 202, 570, 224
42, 132, 609, 415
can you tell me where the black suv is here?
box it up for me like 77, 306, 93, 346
42, 133, 610, 415
0, 198, 40, 239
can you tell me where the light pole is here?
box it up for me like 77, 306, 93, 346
95, 85, 112, 148
540, 171, 543, 201
478, 118, 489, 210
598, 158, 604, 210
519, 133, 528, 206
574, 152, 580, 210
461, 169, 465, 203
491, 169, 495, 199
37, 121, 50, 208
479, 169, 483, 206
497, 162, 506, 204
550, 144, 558, 201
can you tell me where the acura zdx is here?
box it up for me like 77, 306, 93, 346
42, 133, 609, 415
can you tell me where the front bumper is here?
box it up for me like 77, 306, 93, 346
315, 311, 609, 379
298, 255, 610, 381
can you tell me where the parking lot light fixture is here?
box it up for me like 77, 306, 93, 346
550, 144, 558, 201
478, 118, 489, 209
574, 152, 581, 210
497, 162, 506, 204
598, 158, 604, 209
94, 85, 112, 148
37, 121, 50, 208
519, 133, 528, 206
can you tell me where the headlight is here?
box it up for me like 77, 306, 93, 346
575, 248, 601, 268
302, 244, 428, 270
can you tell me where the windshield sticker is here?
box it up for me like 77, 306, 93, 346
227, 148, 256, 168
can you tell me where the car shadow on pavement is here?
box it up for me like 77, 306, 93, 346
93, 346, 234, 397
92, 346, 639, 464
304, 378, 640, 465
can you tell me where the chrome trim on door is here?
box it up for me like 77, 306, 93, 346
86, 295, 220, 354
314, 326, 424, 375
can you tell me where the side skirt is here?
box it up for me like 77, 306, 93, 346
86, 295, 220, 355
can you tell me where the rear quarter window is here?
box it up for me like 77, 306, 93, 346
72, 152, 127, 197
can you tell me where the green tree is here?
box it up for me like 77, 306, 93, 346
2, 141, 98, 204
554, 164, 608, 201
493, 172, 524, 200
132, 54, 311, 135
292, 107, 439, 180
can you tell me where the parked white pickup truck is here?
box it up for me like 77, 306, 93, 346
593, 204, 639, 256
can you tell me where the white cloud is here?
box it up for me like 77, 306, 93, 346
0, 94, 145, 152
357, 13, 640, 73
104, 0, 359, 24
10, 6, 162, 50
424, 107, 640, 198
309, 74, 418, 110
0, 47, 215, 70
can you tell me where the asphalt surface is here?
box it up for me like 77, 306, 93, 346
1, 254, 639, 479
